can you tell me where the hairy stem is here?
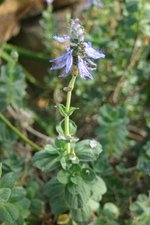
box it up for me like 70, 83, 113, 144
65, 73, 77, 154
0, 113, 42, 151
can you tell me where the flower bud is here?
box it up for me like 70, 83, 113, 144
70, 19, 84, 42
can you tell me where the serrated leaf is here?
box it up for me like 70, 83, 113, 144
68, 106, 79, 116
44, 178, 68, 214
30, 198, 44, 214
88, 198, 99, 211
0, 203, 19, 225
103, 202, 120, 219
57, 170, 70, 184
60, 157, 67, 170
90, 176, 107, 201
33, 145, 61, 172
9, 187, 26, 202
0, 172, 20, 189
14, 197, 30, 219
57, 104, 67, 117
0, 121, 17, 150
0, 62, 26, 111
57, 104, 79, 117
65, 178, 91, 209
0, 188, 11, 202
56, 119, 77, 136
81, 168, 96, 182
96, 104, 128, 158
71, 206, 90, 223
75, 139, 103, 162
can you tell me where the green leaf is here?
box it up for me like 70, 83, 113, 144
56, 119, 77, 136
137, 155, 150, 176
14, 198, 30, 219
9, 187, 26, 202
0, 121, 17, 151
56, 105, 78, 117
30, 198, 44, 214
96, 104, 128, 158
81, 168, 96, 182
88, 199, 99, 211
0, 188, 11, 202
144, 141, 150, 158
90, 176, 107, 201
57, 170, 70, 185
75, 139, 103, 162
0, 62, 26, 112
57, 104, 67, 117
69, 120, 77, 136
44, 178, 69, 214
71, 206, 90, 223
103, 202, 120, 219
56, 120, 65, 136
0, 203, 19, 225
26, 181, 40, 199
130, 193, 150, 216
60, 157, 67, 170
33, 145, 61, 172
0, 172, 20, 189
65, 177, 91, 209
0, 171, 30, 225
68, 106, 79, 116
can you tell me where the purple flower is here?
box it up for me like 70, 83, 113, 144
78, 56, 93, 79
85, 0, 104, 10
84, 42, 105, 59
50, 19, 105, 79
53, 35, 70, 43
50, 48, 73, 76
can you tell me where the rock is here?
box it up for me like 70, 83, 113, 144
0, 0, 44, 41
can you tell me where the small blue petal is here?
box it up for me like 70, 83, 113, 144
78, 57, 93, 79
84, 42, 105, 59
86, 58, 97, 70
53, 35, 70, 43
65, 51, 73, 74
49, 53, 68, 63
50, 61, 66, 70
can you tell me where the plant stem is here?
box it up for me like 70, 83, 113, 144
65, 73, 77, 154
0, 113, 42, 151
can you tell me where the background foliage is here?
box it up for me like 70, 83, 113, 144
0, 0, 150, 224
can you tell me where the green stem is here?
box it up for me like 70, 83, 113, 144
0, 113, 42, 151
65, 74, 77, 154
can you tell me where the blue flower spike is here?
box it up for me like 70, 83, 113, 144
50, 18, 105, 79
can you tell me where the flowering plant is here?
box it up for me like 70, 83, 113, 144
33, 18, 106, 223
50, 18, 105, 79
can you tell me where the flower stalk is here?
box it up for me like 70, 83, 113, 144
65, 69, 77, 154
